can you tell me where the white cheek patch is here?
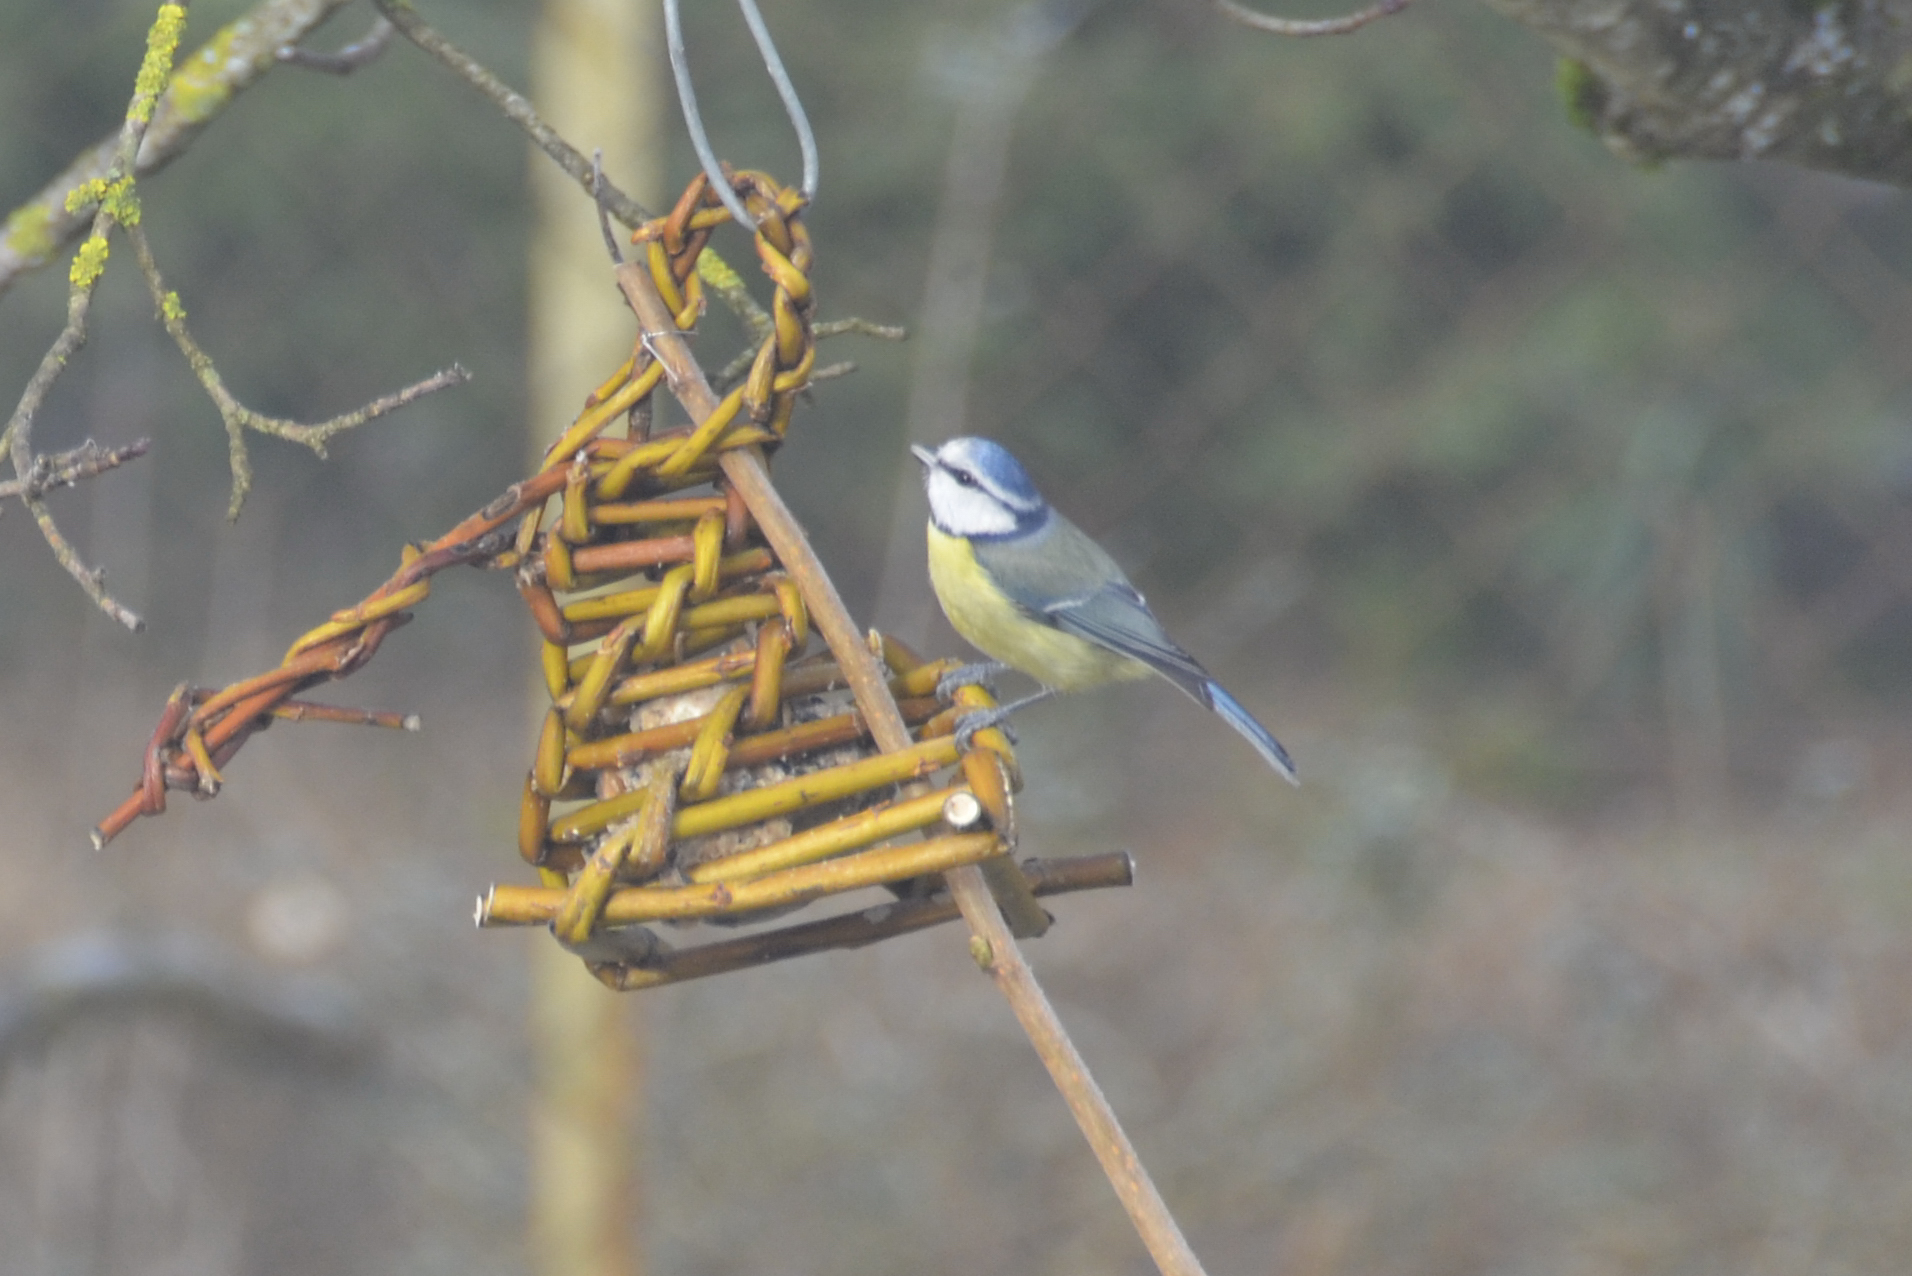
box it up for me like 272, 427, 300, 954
927, 470, 1018, 536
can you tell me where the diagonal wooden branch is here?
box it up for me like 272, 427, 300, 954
367, 0, 776, 342
0, 0, 358, 299
370, 0, 653, 227
615, 260, 1208, 1276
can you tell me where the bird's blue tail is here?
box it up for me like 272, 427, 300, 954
1205, 681, 1299, 785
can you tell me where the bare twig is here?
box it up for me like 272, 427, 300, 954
369, 0, 652, 227
4, 2, 194, 631
1212, 0, 1422, 37
11, 477, 145, 631
368, 0, 775, 338
614, 262, 1208, 1276
0, 0, 357, 299
591, 151, 625, 265
715, 316, 906, 390
127, 219, 467, 519
814, 317, 908, 341
276, 15, 396, 74
0, 438, 151, 502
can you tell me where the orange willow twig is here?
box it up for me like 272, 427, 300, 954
92, 433, 636, 847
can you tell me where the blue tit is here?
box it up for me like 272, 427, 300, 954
911, 437, 1297, 783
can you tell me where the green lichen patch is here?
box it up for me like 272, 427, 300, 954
102, 177, 140, 226
1557, 57, 1607, 136
131, 4, 189, 124
7, 202, 57, 262
67, 176, 140, 227
65, 178, 109, 214
70, 234, 110, 289
165, 23, 243, 123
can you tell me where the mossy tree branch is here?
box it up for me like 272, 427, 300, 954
1223, 0, 1912, 186
3, 2, 193, 631
0, 0, 359, 299
7, 1, 467, 628
1488, 0, 1912, 185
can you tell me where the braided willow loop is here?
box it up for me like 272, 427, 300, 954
92, 172, 1130, 987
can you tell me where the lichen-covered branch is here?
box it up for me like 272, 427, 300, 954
1485, 0, 1912, 185
0, 438, 151, 502
0, 0, 357, 299
5, 0, 464, 626
127, 221, 469, 519
4, 3, 194, 632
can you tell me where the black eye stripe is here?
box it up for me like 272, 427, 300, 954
951, 469, 978, 487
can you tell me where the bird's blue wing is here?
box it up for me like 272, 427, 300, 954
970, 512, 1204, 688
1041, 581, 1210, 697
974, 511, 1299, 781
1048, 586, 1298, 783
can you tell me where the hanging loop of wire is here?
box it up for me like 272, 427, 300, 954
663, 0, 819, 231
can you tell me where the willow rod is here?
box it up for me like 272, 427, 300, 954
613, 259, 1208, 1276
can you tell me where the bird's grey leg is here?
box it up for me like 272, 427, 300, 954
953, 687, 1056, 753
935, 660, 1009, 703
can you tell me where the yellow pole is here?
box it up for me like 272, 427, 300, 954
527, 3, 661, 1275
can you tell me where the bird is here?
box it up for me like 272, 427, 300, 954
910, 436, 1297, 783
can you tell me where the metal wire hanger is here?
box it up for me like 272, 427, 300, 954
663, 0, 821, 229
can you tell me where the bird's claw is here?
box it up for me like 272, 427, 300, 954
935, 661, 1005, 704
953, 708, 1017, 753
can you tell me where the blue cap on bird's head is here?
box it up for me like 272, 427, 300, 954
911, 436, 1052, 538
913, 435, 1048, 513
942, 437, 1044, 506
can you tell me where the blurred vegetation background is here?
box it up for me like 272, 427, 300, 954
5, 0, 1912, 1272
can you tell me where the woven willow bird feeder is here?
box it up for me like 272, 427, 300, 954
93, 172, 1130, 989
481, 173, 1136, 988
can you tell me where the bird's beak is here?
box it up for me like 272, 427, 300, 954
908, 443, 937, 469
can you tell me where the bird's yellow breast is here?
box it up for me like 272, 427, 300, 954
926, 524, 1147, 691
